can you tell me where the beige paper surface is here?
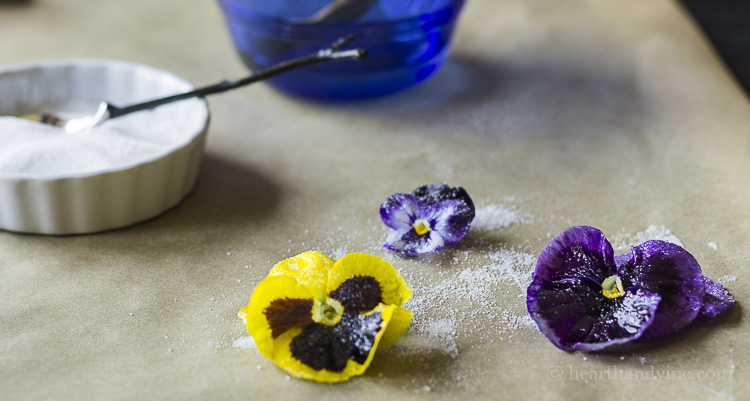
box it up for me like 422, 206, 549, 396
1, 0, 748, 399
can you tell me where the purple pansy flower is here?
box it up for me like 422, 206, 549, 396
380, 184, 475, 256
527, 226, 735, 352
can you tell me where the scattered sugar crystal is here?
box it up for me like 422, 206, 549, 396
485, 249, 537, 291
232, 336, 257, 349
611, 225, 683, 251
472, 204, 524, 231
327, 247, 353, 261
718, 275, 738, 284
399, 242, 538, 361
707, 242, 718, 251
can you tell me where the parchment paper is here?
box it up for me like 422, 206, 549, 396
1, 1, 748, 400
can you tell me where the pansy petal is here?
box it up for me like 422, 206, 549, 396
614, 253, 631, 269
426, 199, 473, 245
328, 275, 383, 314
697, 276, 736, 320
380, 193, 422, 230
616, 240, 704, 339
411, 183, 476, 220
269, 251, 334, 300
270, 304, 394, 383
378, 305, 413, 350
384, 228, 445, 256
527, 275, 660, 352
327, 253, 412, 307
239, 275, 314, 359
535, 226, 616, 283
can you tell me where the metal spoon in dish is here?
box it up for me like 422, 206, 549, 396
22, 35, 367, 134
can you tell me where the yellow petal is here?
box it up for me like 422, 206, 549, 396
269, 251, 334, 300
238, 275, 314, 359
271, 304, 394, 383
327, 253, 412, 306
378, 305, 413, 350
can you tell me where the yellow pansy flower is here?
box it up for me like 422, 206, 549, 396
239, 251, 413, 383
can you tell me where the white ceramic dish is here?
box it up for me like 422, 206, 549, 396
0, 59, 209, 234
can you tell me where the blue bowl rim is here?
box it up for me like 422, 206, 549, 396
217, 0, 466, 30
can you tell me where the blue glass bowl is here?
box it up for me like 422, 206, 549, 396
217, 0, 465, 100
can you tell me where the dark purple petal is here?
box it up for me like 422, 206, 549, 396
328, 276, 383, 314
616, 240, 704, 339
424, 199, 473, 245
380, 193, 422, 230
383, 228, 445, 256
535, 226, 616, 283
290, 312, 384, 372
527, 275, 660, 352
697, 276, 735, 320
411, 183, 475, 220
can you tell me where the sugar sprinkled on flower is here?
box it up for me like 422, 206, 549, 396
238, 251, 413, 382
527, 226, 735, 352
380, 183, 475, 256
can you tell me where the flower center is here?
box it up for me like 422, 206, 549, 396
413, 219, 431, 236
312, 298, 344, 326
601, 275, 625, 299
